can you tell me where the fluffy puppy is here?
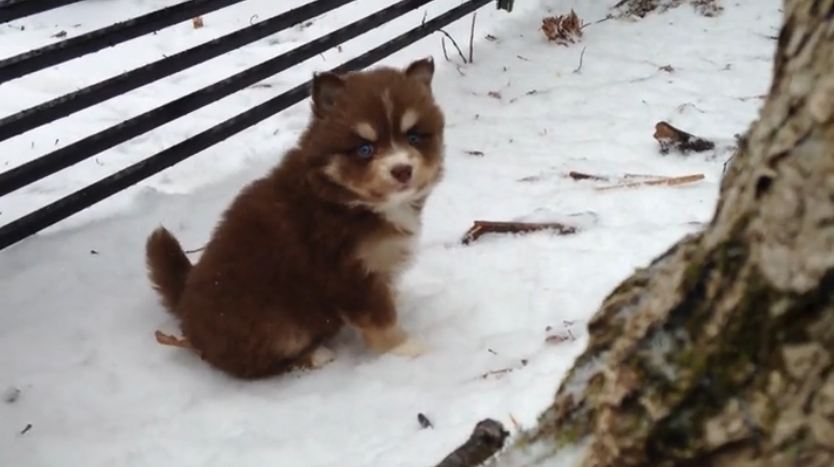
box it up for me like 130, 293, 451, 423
145, 58, 444, 379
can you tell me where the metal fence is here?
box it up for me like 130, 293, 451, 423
0, 0, 513, 251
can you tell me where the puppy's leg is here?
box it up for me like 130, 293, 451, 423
344, 276, 425, 358
294, 345, 337, 370
362, 324, 425, 357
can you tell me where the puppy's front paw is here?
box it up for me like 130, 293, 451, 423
308, 346, 336, 368
389, 337, 426, 358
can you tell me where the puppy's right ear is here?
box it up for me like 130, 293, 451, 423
311, 72, 346, 117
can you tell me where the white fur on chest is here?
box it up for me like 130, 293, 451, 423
374, 196, 421, 234
355, 201, 422, 277
355, 234, 416, 277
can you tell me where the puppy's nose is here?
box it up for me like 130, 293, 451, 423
390, 164, 413, 183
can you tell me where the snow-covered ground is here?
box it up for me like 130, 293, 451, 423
1, 1, 781, 466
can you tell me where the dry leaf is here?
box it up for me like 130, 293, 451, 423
541, 10, 583, 46
192, 16, 204, 29
155, 330, 194, 349
653, 121, 716, 154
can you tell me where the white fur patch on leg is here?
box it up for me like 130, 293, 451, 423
389, 337, 426, 358
309, 346, 336, 368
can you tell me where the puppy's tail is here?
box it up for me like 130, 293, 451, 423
146, 227, 192, 315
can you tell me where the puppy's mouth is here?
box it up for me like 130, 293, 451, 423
369, 183, 415, 201
394, 182, 413, 192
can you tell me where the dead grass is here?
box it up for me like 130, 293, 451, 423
613, 0, 723, 18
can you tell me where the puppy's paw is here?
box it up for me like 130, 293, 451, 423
389, 337, 426, 358
309, 346, 336, 368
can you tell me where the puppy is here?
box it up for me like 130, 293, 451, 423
145, 57, 444, 379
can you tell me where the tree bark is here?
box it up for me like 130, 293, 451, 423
486, 1, 834, 466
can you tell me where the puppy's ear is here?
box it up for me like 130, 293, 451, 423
405, 57, 434, 88
311, 72, 346, 116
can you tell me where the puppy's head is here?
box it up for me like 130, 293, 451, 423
304, 58, 445, 207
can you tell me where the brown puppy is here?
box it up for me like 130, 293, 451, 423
145, 58, 444, 379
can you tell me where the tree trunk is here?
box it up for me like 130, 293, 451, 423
488, 1, 834, 466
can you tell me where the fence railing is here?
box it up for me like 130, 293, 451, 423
0, 0, 512, 251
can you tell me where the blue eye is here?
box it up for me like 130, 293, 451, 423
406, 132, 422, 145
356, 143, 375, 159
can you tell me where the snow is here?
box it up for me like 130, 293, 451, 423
0, 0, 781, 466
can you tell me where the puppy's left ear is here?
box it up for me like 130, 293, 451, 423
311, 71, 346, 117
405, 57, 434, 88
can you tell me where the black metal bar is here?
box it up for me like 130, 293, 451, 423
0, 0, 433, 197
0, 0, 86, 23
0, 0, 248, 83
496, 0, 514, 12
0, 0, 355, 142
0, 0, 492, 251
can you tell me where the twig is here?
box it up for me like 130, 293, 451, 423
433, 419, 509, 467
438, 29, 468, 63
478, 358, 528, 381
567, 170, 609, 181
567, 171, 677, 183
623, 173, 669, 180
481, 367, 515, 379
155, 330, 194, 350
545, 330, 577, 344
595, 174, 705, 191
185, 246, 205, 254
508, 88, 552, 103
468, 12, 477, 63
462, 221, 578, 245
573, 46, 587, 73
441, 37, 451, 62
737, 94, 766, 101
582, 14, 613, 29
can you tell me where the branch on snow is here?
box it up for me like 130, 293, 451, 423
433, 419, 510, 467
461, 221, 578, 245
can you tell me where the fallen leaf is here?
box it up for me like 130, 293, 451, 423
541, 10, 583, 46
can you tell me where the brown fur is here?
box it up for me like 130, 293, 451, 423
145, 228, 191, 313
145, 58, 445, 379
